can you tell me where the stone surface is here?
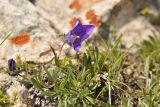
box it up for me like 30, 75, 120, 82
0, 0, 159, 67
0, 0, 122, 68
107, 0, 159, 51
0, 0, 60, 68
35, 0, 121, 32
117, 16, 159, 48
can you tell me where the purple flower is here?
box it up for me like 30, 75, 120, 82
8, 58, 16, 71
65, 19, 95, 51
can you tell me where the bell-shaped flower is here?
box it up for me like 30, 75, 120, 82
65, 20, 95, 51
8, 58, 16, 71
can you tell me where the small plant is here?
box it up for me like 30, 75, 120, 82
15, 20, 160, 107
135, 33, 160, 106
139, 32, 160, 59
29, 35, 129, 106
135, 56, 160, 107
0, 90, 13, 106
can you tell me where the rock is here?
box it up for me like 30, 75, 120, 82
0, 71, 12, 85
0, 0, 123, 68
0, 0, 60, 68
117, 16, 159, 50
107, 0, 160, 52
28, 87, 34, 94
41, 100, 45, 107
35, 0, 121, 33
0, 0, 122, 68
0, 0, 159, 67
35, 97, 41, 106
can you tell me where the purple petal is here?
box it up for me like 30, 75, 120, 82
82, 25, 95, 40
74, 44, 81, 51
73, 38, 83, 51
72, 20, 86, 36
73, 19, 81, 29
65, 31, 73, 46
72, 25, 95, 51
65, 19, 95, 51
65, 19, 85, 46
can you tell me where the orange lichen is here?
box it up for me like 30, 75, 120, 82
69, 0, 103, 11
69, 0, 82, 11
69, 17, 82, 27
86, 10, 97, 20
10, 33, 30, 46
89, 17, 101, 27
86, 9, 101, 27
91, 0, 102, 3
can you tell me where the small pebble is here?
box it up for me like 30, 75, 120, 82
34, 89, 39, 94
35, 97, 41, 106
45, 99, 50, 105
126, 69, 134, 76
37, 92, 42, 97
41, 100, 45, 107
30, 94, 36, 99
29, 87, 35, 94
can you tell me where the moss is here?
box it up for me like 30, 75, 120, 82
0, 90, 13, 106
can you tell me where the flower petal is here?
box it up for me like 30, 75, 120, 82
73, 37, 83, 51
72, 20, 86, 36
82, 25, 95, 39
73, 19, 81, 28
74, 44, 81, 51
65, 31, 73, 46
65, 19, 95, 51
73, 33, 90, 51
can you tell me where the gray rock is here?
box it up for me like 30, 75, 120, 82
0, 0, 60, 68
35, 97, 41, 105
0, 0, 123, 68
117, 16, 159, 49
41, 99, 45, 107
107, 0, 159, 52
28, 87, 35, 94
30, 94, 36, 99
45, 99, 50, 105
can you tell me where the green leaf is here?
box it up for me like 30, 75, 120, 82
0, 32, 12, 46
121, 96, 131, 107
44, 67, 57, 82
144, 57, 150, 74
43, 91, 58, 98
85, 96, 94, 105
50, 45, 60, 67
136, 81, 145, 90
31, 78, 44, 91
82, 53, 88, 67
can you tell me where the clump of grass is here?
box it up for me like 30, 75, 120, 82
139, 32, 160, 59
28, 36, 129, 106
135, 56, 160, 106
136, 33, 160, 106
19, 33, 160, 107
0, 89, 13, 106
